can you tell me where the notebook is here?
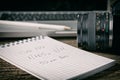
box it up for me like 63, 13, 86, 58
0, 36, 115, 80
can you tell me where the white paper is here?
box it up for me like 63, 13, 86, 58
0, 36, 115, 80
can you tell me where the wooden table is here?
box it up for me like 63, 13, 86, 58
0, 37, 120, 80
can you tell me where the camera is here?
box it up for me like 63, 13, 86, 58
77, 11, 112, 50
77, 1, 120, 51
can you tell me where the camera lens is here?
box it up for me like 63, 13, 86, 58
77, 1, 120, 51
77, 11, 113, 51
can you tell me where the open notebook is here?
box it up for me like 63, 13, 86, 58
0, 36, 115, 80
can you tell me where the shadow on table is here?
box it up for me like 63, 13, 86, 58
83, 63, 120, 80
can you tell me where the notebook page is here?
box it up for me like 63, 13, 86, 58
0, 36, 115, 80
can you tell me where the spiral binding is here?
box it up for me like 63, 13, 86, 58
0, 35, 45, 48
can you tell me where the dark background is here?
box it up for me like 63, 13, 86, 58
0, 0, 107, 11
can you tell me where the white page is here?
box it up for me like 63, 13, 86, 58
0, 36, 115, 80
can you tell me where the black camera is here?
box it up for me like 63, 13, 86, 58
77, 1, 120, 51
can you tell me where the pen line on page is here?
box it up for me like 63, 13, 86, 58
0, 20, 71, 30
